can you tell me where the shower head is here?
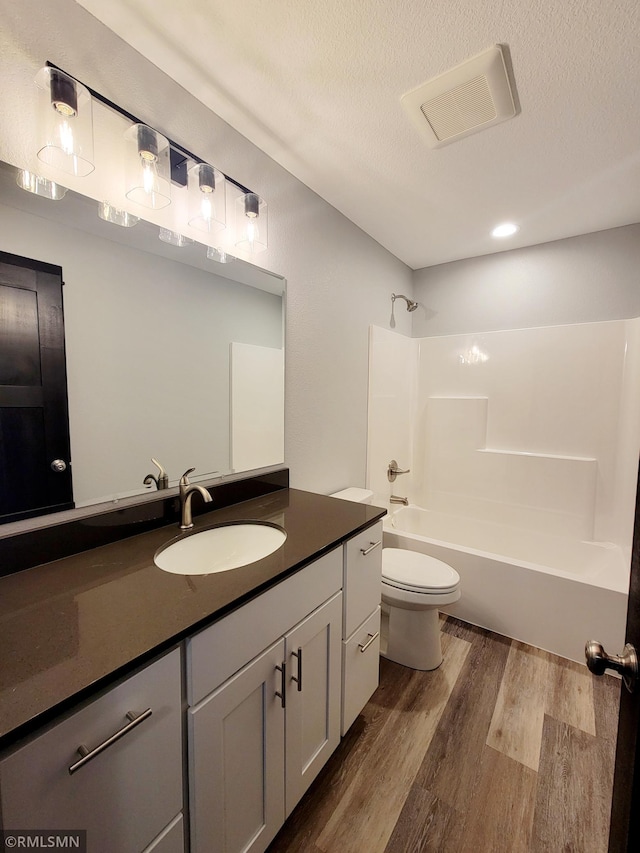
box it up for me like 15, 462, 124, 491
391, 293, 418, 312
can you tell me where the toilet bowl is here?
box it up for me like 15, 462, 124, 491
328, 488, 461, 671
381, 548, 460, 671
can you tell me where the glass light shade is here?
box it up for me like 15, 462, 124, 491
206, 246, 235, 264
16, 169, 67, 200
98, 201, 139, 228
235, 193, 268, 253
124, 124, 171, 209
35, 67, 94, 177
188, 163, 226, 233
159, 228, 193, 247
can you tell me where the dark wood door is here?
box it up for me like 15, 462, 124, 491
607, 460, 640, 851
0, 251, 73, 524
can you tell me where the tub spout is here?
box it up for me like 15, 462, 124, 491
390, 495, 409, 506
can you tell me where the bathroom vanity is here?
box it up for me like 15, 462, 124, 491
0, 484, 384, 853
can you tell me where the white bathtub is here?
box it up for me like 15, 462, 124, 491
382, 504, 629, 663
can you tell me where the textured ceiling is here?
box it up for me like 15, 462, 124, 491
75, 0, 640, 269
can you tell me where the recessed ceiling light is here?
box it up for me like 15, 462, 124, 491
491, 222, 519, 238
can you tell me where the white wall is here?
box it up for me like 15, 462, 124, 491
412, 224, 640, 337
0, 0, 414, 499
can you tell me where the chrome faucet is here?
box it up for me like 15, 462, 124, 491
390, 495, 409, 506
143, 458, 169, 490
179, 468, 213, 529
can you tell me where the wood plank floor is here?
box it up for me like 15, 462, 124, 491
267, 616, 621, 853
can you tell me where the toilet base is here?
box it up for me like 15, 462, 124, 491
381, 604, 443, 671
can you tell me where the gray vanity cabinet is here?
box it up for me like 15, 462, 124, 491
187, 551, 343, 853
0, 518, 383, 853
0, 648, 184, 853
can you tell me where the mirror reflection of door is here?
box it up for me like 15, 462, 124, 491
0, 251, 73, 524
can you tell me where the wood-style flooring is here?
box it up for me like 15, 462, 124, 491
268, 615, 621, 853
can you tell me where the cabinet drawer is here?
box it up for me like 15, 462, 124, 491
188, 547, 342, 705
342, 608, 381, 735
343, 522, 383, 637
0, 649, 183, 853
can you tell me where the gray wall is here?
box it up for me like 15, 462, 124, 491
0, 0, 414, 499
412, 224, 640, 336
0, 200, 283, 505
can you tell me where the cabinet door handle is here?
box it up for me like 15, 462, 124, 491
68, 708, 152, 775
275, 662, 286, 708
358, 632, 380, 654
291, 647, 303, 692
360, 540, 382, 557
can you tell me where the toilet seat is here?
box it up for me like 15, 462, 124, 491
382, 548, 460, 595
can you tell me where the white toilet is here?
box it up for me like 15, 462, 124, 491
381, 548, 460, 670
329, 487, 461, 671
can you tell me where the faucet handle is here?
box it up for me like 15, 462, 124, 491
143, 458, 169, 490
180, 467, 196, 488
387, 459, 410, 482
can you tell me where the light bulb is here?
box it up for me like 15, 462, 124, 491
246, 219, 258, 251
236, 192, 267, 253
200, 194, 212, 222
57, 118, 75, 157
141, 156, 158, 196
125, 124, 171, 209
35, 67, 94, 177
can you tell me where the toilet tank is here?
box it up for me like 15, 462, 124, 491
329, 488, 374, 504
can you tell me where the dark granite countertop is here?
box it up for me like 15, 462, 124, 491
0, 488, 385, 749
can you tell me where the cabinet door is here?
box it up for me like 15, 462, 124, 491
0, 649, 183, 853
188, 639, 286, 853
285, 592, 342, 817
344, 522, 383, 637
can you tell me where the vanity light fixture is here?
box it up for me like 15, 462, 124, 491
188, 163, 226, 233
98, 201, 139, 227
158, 228, 194, 247
124, 124, 171, 209
16, 169, 67, 200
206, 246, 235, 264
31, 63, 269, 251
35, 67, 95, 177
491, 222, 519, 238
235, 192, 268, 254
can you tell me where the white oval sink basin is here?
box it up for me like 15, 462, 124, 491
154, 523, 287, 576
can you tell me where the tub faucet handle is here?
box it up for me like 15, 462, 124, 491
388, 459, 410, 482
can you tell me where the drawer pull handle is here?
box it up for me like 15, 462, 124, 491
359, 632, 380, 654
360, 540, 382, 557
291, 647, 303, 692
275, 662, 286, 708
68, 708, 152, 775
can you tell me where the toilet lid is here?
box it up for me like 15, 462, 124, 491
382, 548, 460, 594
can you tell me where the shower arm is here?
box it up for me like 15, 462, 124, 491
391, 293, 418, 312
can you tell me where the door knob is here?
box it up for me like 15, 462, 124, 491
585, 640, 638, 693
50, 459, 67, 472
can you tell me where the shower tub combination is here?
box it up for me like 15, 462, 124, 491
382, 503, 629, 663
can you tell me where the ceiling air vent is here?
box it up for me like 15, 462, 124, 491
401, 45, 518, 149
